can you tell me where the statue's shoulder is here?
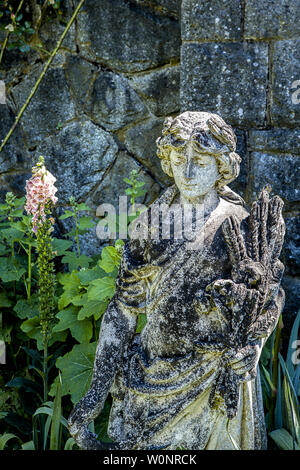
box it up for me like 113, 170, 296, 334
218, 197, 249, 224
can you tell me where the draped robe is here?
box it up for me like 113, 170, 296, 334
102, 186, 283, 450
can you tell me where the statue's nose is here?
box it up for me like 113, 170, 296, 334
185, 160, 194, 179
185, 144, 195, 179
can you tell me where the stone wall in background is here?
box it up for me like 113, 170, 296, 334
181, 0, 300, 328
0, 0, 180, 254
0, 0, 299, 327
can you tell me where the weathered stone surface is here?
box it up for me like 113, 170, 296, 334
249, 153, 300, 202
33, 120, 118, 203
0, 172, 32, 203
11, 65, 76, 144
229, 130, 248, 200
0, 102, 31, 174
64, 55, 97, 110
271, 40, 300, 126
129, 65, 180, 116
181, 42, 268, 128
281, 216, 300, 276
39, 19, 76, 53
122, 117, 173, 186
89, 151, 161, 209
249, 128, 300, 155
281, 276, 300, 327
76, 0, 180, 72
133, 0, 180, 18
181, 0, 243, 41
244, 0, 300, 40
87, 71, 148, 131
69, 112, 284, 450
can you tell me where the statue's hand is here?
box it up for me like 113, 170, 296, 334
226, 343, 261, 379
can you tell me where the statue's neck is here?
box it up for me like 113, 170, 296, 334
179, 188, 220, 217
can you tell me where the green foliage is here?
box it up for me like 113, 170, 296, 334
53, 342, 97, 404
123, 169, 146, 210
260, 310, 300, 450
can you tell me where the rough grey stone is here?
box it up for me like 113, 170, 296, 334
76, 0, 180, 72
88, 71, 148, 131
89, 151, 161, 209
0, 102, 31, 173
64, 55, 97, 110
123, 117, 173, 186
249, 128, 300, 155
33, 120, 118, 203
249, 153, 300, 202
244, 0, 300, 40
281, 216, 300, 276
132, 0, 180, 18
281, 276, 300, 328
229, 130, 248, 200
129, 65, 180, 116
181, 42, 268, 128
11, 65, 76, 144
39, 19, 76, 53
0, 172, 32, 203
271, 40, 300, 127
181, 0, 243, 41
39, 0, 76, 52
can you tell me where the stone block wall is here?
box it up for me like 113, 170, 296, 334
0, 0, 181, 254
0, 0, 299, 325
181, 0, 300, 327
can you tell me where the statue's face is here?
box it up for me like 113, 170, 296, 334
169, 139, 220, 200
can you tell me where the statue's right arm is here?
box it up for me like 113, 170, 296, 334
68, 238, 149, 449
68, 296, 138, 448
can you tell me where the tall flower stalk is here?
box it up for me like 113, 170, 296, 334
25, 156, 58, 401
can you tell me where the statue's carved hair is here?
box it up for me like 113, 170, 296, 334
156, 111, 244, 205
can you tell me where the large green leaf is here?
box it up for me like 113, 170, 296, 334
0, 257, 26, 282
58, 271, 81, 310
56, 342, 97, 403
269, 428, 300, 450
0, 292, 12, 308
98, 246, 121, 273
77, 297, 109, 321
20, 316, 68, 350
53, 306, 93, 343
78, 216, 95, 230
14, 294, 39, 319
88, 277, 115, 302
77, 266, 105, 286
61, 252, 91, 271
51, 238, 73, 256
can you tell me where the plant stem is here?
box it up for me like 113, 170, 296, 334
0, 0, 86, 153
74, 206, 80, 257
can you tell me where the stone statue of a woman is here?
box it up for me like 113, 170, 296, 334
68, 111, 285, 450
